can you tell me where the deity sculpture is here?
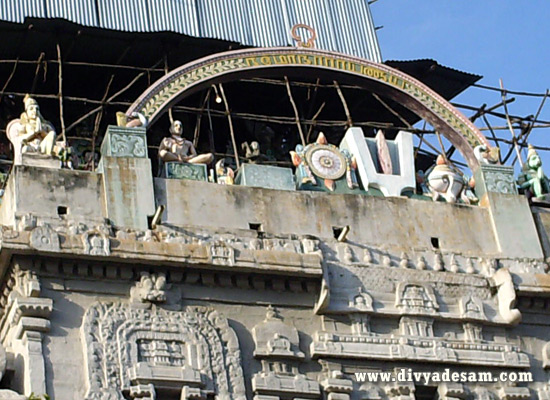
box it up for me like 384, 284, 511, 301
215, 159, 234, 185
158, 120, 214, 164
517, 144, 550, 200
6, 95, 56, 164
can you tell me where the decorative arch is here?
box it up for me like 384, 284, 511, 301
127, 47, 492, 169
81, 303, 246, 400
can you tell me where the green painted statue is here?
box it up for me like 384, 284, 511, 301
518, 144, 550, 200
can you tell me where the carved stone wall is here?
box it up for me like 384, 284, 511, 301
2, 165, 550, 399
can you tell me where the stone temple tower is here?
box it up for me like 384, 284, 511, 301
0, 2, 548, 400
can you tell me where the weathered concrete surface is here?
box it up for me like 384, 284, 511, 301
100, 157, 155, 230
155, 178, 499, 256
481, 192, 544, 259
532, 207, 550, 258
0, 166, 103, 228
1, 163, 550, 399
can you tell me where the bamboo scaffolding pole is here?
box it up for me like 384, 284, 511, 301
0, 91, 130, 106
435, 131, 448, 163
0, 57, 19, 102
0, 58, 165, 73
518, 89, 549, 147
65, 59, 162, 134
218, 83, 240, 169
510, 124, 531, 166
469, 104, 486, 123
482, 114, 502, 163
372, 93, 414, 130
499, 79, 524, 167
453, 101, 550, 125
193, 88, 211, 147
413, 121, 427, 160
173, 104, 397, 129
164, 54, 173, 124
306, 102, 326, 142
284, 76, 306, 146
304, 78, 321, 141
30, 52, 45, 94
90, 75, 115, 170
56, 44, 66, 145
473, 83, 550, 98
333, 80, 352, 128
446, 99, 509, 161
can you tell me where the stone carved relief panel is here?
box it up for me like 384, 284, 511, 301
209, 242, 236, 266
110, 132, 147, 158
81, 303, 246, 400
82, 231, 111, 256
459, 296, 486, 321
130, 272, 169, 304
251, 307, 320, 399
29, 226, 60, 252
395, 283, 438, 315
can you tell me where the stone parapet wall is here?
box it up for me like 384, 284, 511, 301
0, 165, 548, 399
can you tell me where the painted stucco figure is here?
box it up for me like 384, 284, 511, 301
427, 155, 473, 204
517, 144, 550, 200
215, 159, 234, 185
6, 95, 56, 164
290, 132, 359, 192
158, 120, 214, 164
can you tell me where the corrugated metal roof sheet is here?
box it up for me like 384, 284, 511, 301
0, 0, 382, 62
0, 0, 46, 23
46, 0, 97, 26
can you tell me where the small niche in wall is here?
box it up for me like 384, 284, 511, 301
414, 386, 438, 400
431, 237, 440, 249
249, 222, 263, 231
249, 222, 264, 238
57, 206, 68, 216
333, 226, 350, 242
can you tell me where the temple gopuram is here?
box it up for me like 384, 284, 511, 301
0, 1, 549, 400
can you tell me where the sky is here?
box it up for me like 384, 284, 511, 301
371, 1, 550, 168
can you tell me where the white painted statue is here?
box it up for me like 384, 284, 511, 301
6, 95, 57, 164
427, 155, 472, 204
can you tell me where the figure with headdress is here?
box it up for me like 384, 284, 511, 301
158, 120, 214, 164
6, 95, 57, 164
517, 144, 550, 200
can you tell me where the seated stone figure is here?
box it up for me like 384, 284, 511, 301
6, 95, 56, 164
158, 120, 213, 164
518, 144, 550, 200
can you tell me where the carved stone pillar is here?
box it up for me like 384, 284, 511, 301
498, 386, 530, 400
2, 268, 52, 396
98, 125, 155, 230
437, 383, 466, 399
385, 381, 415, 400
475, 164, 543, 259
180, 386, 205, 400
251, 306, 320, 400
130, 384, 156, 400
320, 370, 353, 400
